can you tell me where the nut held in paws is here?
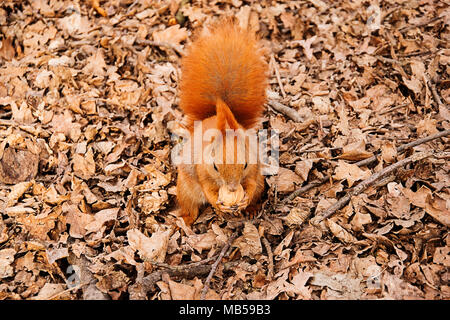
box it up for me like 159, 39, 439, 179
218, 184, 245, 207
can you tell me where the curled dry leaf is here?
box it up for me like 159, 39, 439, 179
338, 140, 373, 161
85, 208, 119, 234
326, 219, 357, 244
32, 283, 66, 300
4, 206, 35, 216
0, 37, 15, 61
15, 209, 60, 241
386, 182, 411, 220
381, 141, 397, 163
417, 118, 438, 136
6, 181, 33, 207
294, 160, 313, 182
309, 270, 363, 299
0, 145, 38, 184
168, 279, 196, 300
290, 270, 313, 299
311, 96, 332, 114
267, 167, 303, 193
401, 185, 432, 208
127, 228, 170, 263
235, 222, 262, 258
43, 185, 70, 205
72, 149, 96, 180
433, 247, 450, 267
152, 25, 188, 47
350, 210, 372, 231
382, 272, 424, 299
283, 207, 310, 227
0, 248, 15, 278
333, 160, 371, 188
273, 230, 294, 256
137, 190, 169, 214
425, 195, 450, 227
45, 247, 69, 265
185, 229, 217, 254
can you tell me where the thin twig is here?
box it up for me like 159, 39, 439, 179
46, 282, 88, 300
282, 176, 330, 204
299, 146, 342, 154
271, 54, 286, 99
130, 263, 215, 299
311, 151, 433, 224
261, 236, 274, 280
200, 232, 239, 300
282, 129, 450, 203
135, 39, 185, 56
399, 15, 443, 33
374, 55, 407, 66
426, 77, 444, 109
397, 50, 434, 58
348, 128, 450, 168
268, 100, 303, 122
148, 255, 219, 271
379, 103, 409, 115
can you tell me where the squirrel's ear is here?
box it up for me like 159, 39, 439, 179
216, 98, 239, 131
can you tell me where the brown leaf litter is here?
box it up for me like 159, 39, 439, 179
0, 0, 449, 300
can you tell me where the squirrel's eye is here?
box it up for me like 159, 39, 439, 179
244, 162, 248, 169
213, 163, 218, 171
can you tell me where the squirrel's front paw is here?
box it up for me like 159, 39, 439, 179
234, 194, 249, 212
216, 201, 240, 216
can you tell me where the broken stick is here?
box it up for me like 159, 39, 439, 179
283, 128, 450, 203
200, 231, 239, 300
268, 100, 304, 122
311, 151, 433, 224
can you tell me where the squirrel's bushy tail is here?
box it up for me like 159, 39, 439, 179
179, 19, 268, 129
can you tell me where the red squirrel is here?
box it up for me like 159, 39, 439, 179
176, 19, 268, 226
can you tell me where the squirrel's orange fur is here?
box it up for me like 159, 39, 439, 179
179, 20, 268, 129
176, 19, 268, 226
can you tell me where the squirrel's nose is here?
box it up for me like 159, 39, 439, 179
227, 183, 239, 192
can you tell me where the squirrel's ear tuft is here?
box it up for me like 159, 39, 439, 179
216, 98, 239, 131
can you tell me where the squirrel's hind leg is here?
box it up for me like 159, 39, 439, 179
176, 167, 204, 226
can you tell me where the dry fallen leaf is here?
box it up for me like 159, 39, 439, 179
127, 228, 171, 262
234, 222, 262, 258
85, 208, 119, 234
0, 37, 15, 61
294, 160, 313, 182
326, 219, 357, 244
185, 229, 217, 254
6, 181, 33, 207
0, 145, 38, 184
32, 283, 66, 300
168, 279, 196, 300
152, 25, 188, 47
0, 0, 447, 301
283, 207, 310, 227
72, 149, 96, 180
381, 141, 397, 163
0, 248, 15, 278
267, 167, 303, 193
425, 195, 450, 227
333, 160, 371, 187
338, 140, 373, 161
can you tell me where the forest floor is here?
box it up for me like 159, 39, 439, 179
0, 0, 449, 300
